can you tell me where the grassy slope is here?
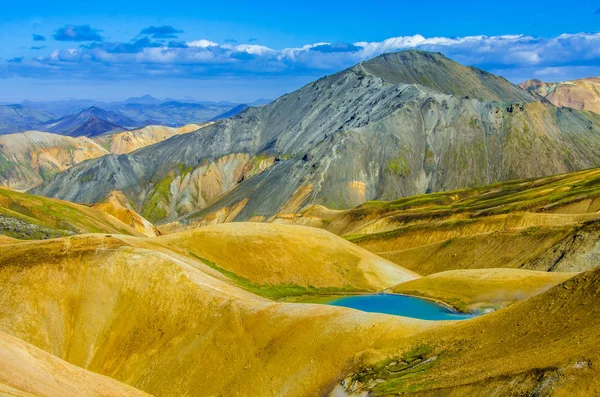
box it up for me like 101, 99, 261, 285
148, 222, 418, 298
390, 268, 575, 312
280, 168, 600, 275
340, 266, 600, 396
0, 186, 145, 239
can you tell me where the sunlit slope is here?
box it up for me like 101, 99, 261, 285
0, 234, 433, 396
152, 223, 418, 297
0, 187, 145, 239
282, 168, 600, 274
0, 130, 109, 190
390, 268, 575, 312
94, 123, 207, 155
336, 266, 600, 396
92, 191, 161, 237
0, 331, 150, 397
520, 77, 600, 114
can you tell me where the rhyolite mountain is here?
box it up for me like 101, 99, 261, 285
0, 105, 55, 135
520, 77, 600, 115
32, 50, 600, 224
40, 106, 139, 137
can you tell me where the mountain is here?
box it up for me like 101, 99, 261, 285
209, 103, 249, 121
93, 123, 208, 155
110, 101, 239, 126
41, 106, 139, 137
520, 77, 600, 114
123, 94, 163, 105
20, 99, 106, 117
0, 104, 55, 135
0, 131, 109, 189
32, 50, 600, 224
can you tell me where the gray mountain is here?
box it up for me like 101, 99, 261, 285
209, 104, 250, 121
0, 105, 55, 135
40, 106, 139, 137
32, 50, 600, 225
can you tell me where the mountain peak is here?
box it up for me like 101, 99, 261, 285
359, 50, 534, 102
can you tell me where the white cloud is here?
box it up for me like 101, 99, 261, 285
3, 32, 600, 83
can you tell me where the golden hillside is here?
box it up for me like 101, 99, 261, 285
0, 130, 109, 190
0, 186, 146, 239
276, 168, 600, 275
94, 123, 208, 155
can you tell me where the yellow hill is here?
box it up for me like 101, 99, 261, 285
94, 123, 208, 154
390, 268, 575, 312
92, 191, 161, 237
0, 234, 434, 396
0, 130, 109, 190
151, 223, 419, 297
338, 266, 600, 395
0, 186, 146, 239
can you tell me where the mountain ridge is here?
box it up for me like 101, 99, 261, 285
32, 50, 600, 224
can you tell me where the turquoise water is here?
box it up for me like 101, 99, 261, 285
327, 294, 477, 321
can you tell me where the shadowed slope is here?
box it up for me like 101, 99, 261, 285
0, 331, 150, 397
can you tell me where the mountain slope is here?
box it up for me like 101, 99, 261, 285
0, 186, 146, 239
32, 50, 600, 224
520, 77, 600, 114
335, 266, 600, 396
41, 106, 138, 137
282, 167, 600, 276
0, 131, 109, 189
94, 123, 206, 155
0, 105, 54, 135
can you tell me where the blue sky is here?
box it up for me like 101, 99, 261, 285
1, 0, 599, 102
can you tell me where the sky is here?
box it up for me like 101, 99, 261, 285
0, 0, 599, 102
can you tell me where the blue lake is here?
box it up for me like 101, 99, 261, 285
327, 294, 477, 321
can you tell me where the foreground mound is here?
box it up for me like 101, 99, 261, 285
0, 187, 145, 239
390, 268, 575, 312
336, 266, 600, 395
153, 223, 418, 297
0, 234, 432, 396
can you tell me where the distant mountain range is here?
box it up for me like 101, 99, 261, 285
40, 107, 139, 137
32, 50, 600, 225
0, 98, 254, 136
0, 105, 54, 135
519, 77, 600, 114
